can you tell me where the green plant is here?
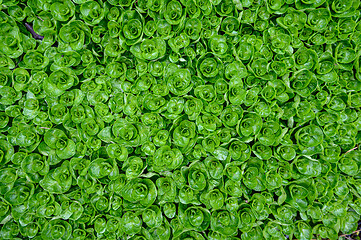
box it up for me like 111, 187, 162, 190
0, 0, 361, 239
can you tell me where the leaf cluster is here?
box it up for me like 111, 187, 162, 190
0, 0, 361, 239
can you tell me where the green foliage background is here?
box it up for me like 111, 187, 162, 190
0, 0, 361, 239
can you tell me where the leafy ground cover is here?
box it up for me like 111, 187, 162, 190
0, 0, 361, 239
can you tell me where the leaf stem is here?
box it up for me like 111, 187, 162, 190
24, 23, 44, 40
345, 145, 359, 154
339, 229, 361, 237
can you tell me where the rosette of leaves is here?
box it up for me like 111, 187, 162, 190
123, 155, 145, 179
152, 130, 169, 147
32, 11, 56, 34
0, 53, 15, 70
145, 0, 165, 13
43, 68, 78, 97
179, 204, 211, 231
316, 51, 338, 83
220, 17, 240, 37
163, 202, 176, 219
184, 96, 203, 121
249, 57, 270, 79
225, 60, 248, 82
295, 124, 324, 155
19, 50, 49, 70
265, 170, 283, 191
0, 86, 22, 106
313, 224, 339, 240
263, 27, 293, 55
105, 61, 126, 80
210, 209, 239, 236
238, 204, 257, 232
227, 139, 251, 161
50, 0, 75, 21
106, 143, 128, 162
338, 18, 358, 40
156, 19, 175, 40
148, 218, 172, 239
266, 0, 288, 14
140, 113, 165, 137
79, 1, 106, 26
3, 180, 33, 219
334, 123, 358, 151
165, 64, 193, 96
141, 205, 163, 229
12, 67, 30, 92
156, 177, 177, 203
120, 178, 157, 210
204, 156, 224, 180
36, 199, 62, 218
0, 139, 14, 166
224, 161, 243, 184
338, 151, 361, 176
142, 19, 156, 37
200, 188, 225, 210
197, 53, 224, 81
330, 0, 360, 18
291, 156, 322, 179
178, 184, 202, 205
194, 85, 217, 104
169, 33, 190, 53
183, 18, 202, 40
112, 119, 149, 147
21, 153, 49, 183
0, 29, 23, 59
271, 204, 297, 225
120, 10, 144, 45
256, 119, 285, 146
186, 161, 209, 192
39, 161, 72, 194
263, 221, 287, 239
208, 35, 229, 58
290, 69, 318, 97
150, 145, 183, 172
0, 168, 17, 199
162, 97, 185, 119
50, 51, 81, 71
237, 113, 263, 141
293, 47, 318, 70
275, 144, 297, 161
90, 194, 111, 213
58, 20, 90, 51
41, 129, 76, 160
184, 0, 200, 19
306, 8, 331, 32
242, 158, 266, 191
41, 219, 72, 240
276, 8, 307, 34
335, 41, 357, 70
172, 119, 197, 151
164, 0, 185, 26
8, 123, 42, 154
285, 179, 317, 212
88, 158, 119, 180
7, 5, 26, 21
237, 36, 255, 63
130, 38, 167, 61
134, 73, 155, 93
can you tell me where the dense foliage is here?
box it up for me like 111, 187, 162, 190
0, 0, 361, 239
